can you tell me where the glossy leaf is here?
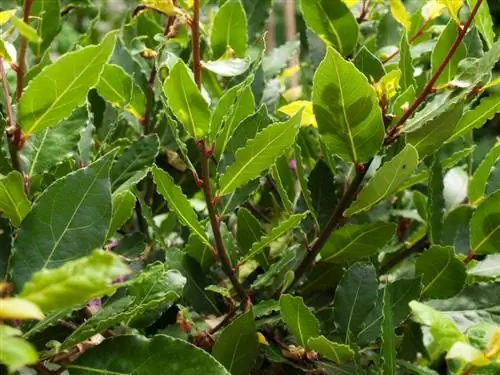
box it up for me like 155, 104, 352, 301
0, 298, 44, 320
20, 250, 129, 312
280, 294, 320, 349
164, 60, 210, 139
346, 145, 419, 215
313, 47, 384, 163
202, 58, 250, 77
211, 0, 248, 59
468, 141, 500, 205
470, 190, 500, 255
320, 222, 396, 263
11, 152, 115, 289
153, 166, 210, 247
334, 263, 378, 343
353, 46, 386, 82
468, 254, 500, 279
390, 0, 411, 29
382, 287, 396, 375
278, 101, 317, 128
446, 341, 490, 366
437, 0, 463, 24
212, 309, 258, 375
415, 245, 466, 299
69, 335, 231, 374
0, 171, 30, 227
18, 31, 116, 135
217, 112, 301, 197
96, 64, 146, 119
301, 0, 359, 56
308, 336, 354, 364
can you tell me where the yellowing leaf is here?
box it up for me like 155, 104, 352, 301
486, 328, 500, 359
437, 0, 463, 23
341, 0, 359, 8
0, 9, 16, 26
375, 70, 401, 100
446, 342, 490, 366
278, 101, 317, 128
422, 0, 447, 20
390, 0, 411, 29
257, 332, 269, 345
0, 298, 45, 320
143, 0, 182, 16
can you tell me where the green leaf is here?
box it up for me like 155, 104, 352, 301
353, 46, 386, 82
428, 154, 444, 244
164, 60, 210, 139
212, 80, 254, 154
470, 190, 500, 255
397, 360, 439, 375
96, 64, 146, 119
20, 250, 129, 312
19, 31, 116, 135
242, 0, 271, 42
346, 145, 419, 216
0, 171, 30, 227
399, 32, 416, 91
211, 0, 248, 59
334, 263, 378, 343
107, 191, 136, 239
468, 141, 500, 205
240, 212, 307, 264
390, 0, 411, 29
69, 335, 231, 374
449, 94, 500, 142
279, 294, 320, 349
110, 134, 159, 191
382, 287, 396, 375
468, 0, 495, 49
152, 166, 210, 247
212, 309, 259, 375
308, 336, 354, 364
320, 222, 396, 263
300, 262, 344, 294
313, 47, 384, 163
217, 112, 301, 197
409, 301, 466, 351
0, 325, 38, 374
186, 233, 214, 272
446, 341, 490, 366
20, 107, 86, 177
415, 245, 466, 300
236, 207, 269, 268
406, 103, 464, 158
431, 21, 467, 86
12, 17, 42, 44
300, 0, 359, 56
30, 0, 61, 57
11, 152, 115, 289
295, 144, 318, 230
468, 254, 500, 279
262, 40, 300, 78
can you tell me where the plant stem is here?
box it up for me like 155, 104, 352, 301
191, 0, 247, 304
293, 166, 368, 284
378, 236, 429, 275
463, 251, 475, 265
386, 0, 484, 142
16, 0, 33, 101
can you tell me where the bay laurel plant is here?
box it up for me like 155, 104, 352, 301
0, 0, 500, 373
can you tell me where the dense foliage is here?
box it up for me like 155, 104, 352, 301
0, 0, 500, 374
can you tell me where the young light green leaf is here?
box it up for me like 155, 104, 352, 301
470, 190, 500, 255
449, 94, 500, 142
164, 60, 210, 139
406, 103, 464, 158
415, 245, 466, 300
428, 154, 444, 245
12, 17, 42, 44
152, 166, 210, 247
334, 263, 378, 344
320, 222, 396, 263
446, 341, 490, 366
390, 0, 411, 29
468, 141, 500, 205
19, 31, 117, 135
279, 294, 320, 349
240, 212, 307, 264
11, 152, 115, 289
96, 64, 146, 119
69, 335, 231, 375
212, 309, 258, 375
468, 0, 495, 49
313, 47, 384, 163
211, 0, 248, 59
431, 21, 467, 86
308, 336, 354, 364
107, 191, 136, 239
409, 301, 466, 351
382, 287, 396, 375
346, 145, 419, 216
202, 58, 250, 77
30, 0, 61, 57
217, 112, 301, 197
0, 325, 38, 374
20, 250, 129, 312
301, 0, 359, 56
0, 171, 30, 227
353, 46, 386, 82
399, 32, 416, 91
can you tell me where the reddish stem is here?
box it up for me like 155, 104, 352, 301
15, 0, 34, 101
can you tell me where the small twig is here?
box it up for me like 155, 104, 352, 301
463, 251, 476, 265
386, 0, 484, 143
356, 0, 369, 23
192, 0, 202, 87
15, 0, 33, 101
378, 236, 429, 275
